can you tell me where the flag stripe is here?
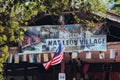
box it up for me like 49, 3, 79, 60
43, 60, 52, 70
51, 57, 63, 65
43, 53, 63, 69
51, 53, 63, 62
43, 43, 64, 70
51, 54, 63, 63
51, 50, 63, 65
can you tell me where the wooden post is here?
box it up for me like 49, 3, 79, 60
59, 14, 65, 73
61, 54, 65, 73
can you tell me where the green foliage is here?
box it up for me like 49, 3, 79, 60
0, 45, 9, 80
108, 0, 120, 14
0, 0, 40, 79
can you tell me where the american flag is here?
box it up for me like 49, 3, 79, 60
43, 43, 64, 70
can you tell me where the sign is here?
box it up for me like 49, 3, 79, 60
99, 52, 105, 59
43, 53, 49, 62
21, 24, 106, 53
29, 54, 35, 63
14, 54, 19, 63
72, 51, 78, 59
86, 51, 91, 59
36, 54, 41, 63
22, 54, 27, 62
8, 54, 13, 63
110, 49, 116, 59
43, 35, 106, 52
58, 73, 66, 80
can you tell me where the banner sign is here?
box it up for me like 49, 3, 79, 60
59, 73, 66, 80
86, 52, 91, 59
99, 52, 105, 59
43, 35, 106, 52
21, 24, 106, 53
110, 49, 116, 59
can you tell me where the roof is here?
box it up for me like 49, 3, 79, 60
106, 12, 120, 23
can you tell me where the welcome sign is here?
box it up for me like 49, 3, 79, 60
21, 24, 106, 53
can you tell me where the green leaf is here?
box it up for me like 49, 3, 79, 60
2, 35, 7, 41
2, 45, 8, 53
